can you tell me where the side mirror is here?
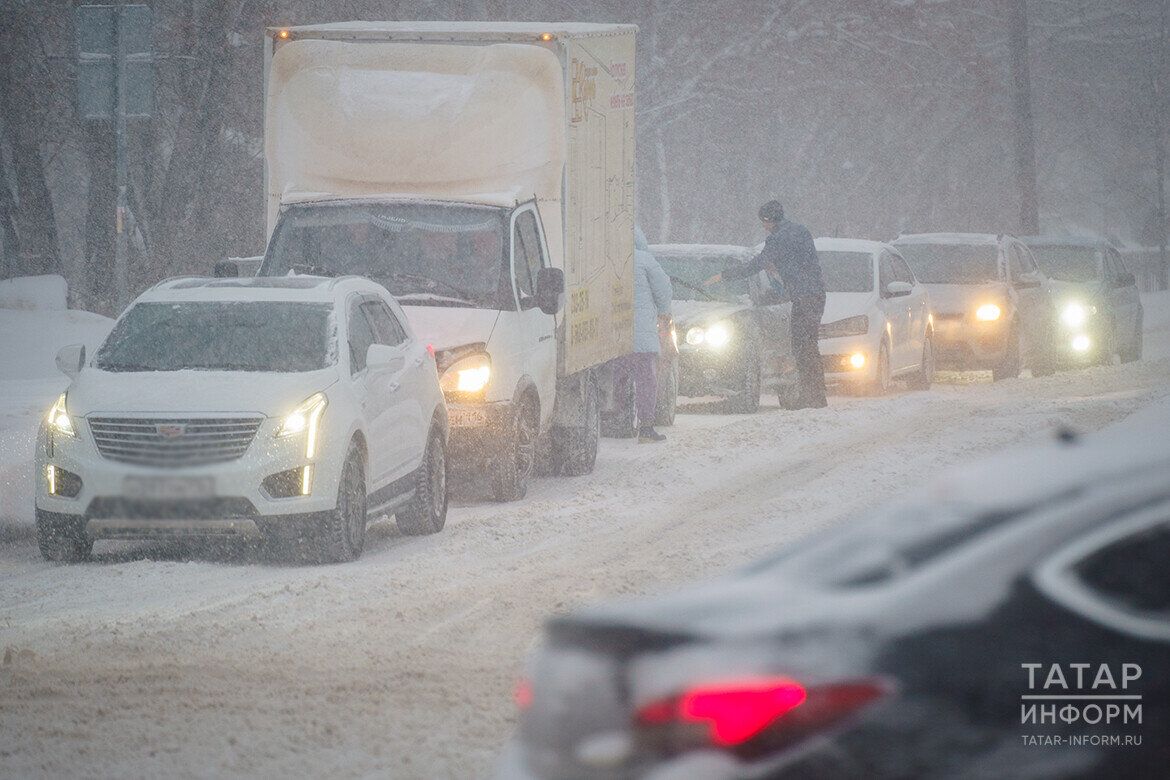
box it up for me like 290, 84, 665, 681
1117, 271, 1136, 287
535, 267, 565, 315
213, 259, 239, 278
55, 344, 86, 380
365, 343, 400, 370
885, 281, 913, 297
1014, 274, 1041, 289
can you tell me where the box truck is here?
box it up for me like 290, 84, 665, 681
252, 22, 636, 500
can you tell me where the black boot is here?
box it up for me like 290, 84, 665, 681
638, 426, 666, 443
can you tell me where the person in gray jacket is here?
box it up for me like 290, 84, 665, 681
616, 227, 673, 443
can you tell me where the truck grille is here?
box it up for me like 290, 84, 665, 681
87, 416, 263, 467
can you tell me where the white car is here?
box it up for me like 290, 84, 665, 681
816, 237, 934, 393
35, 276, 448, 564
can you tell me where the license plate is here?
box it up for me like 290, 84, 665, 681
449, 408, 488, 428
123, 476, 215, 500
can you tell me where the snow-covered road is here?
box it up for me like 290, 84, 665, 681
2, 295, 1169, 778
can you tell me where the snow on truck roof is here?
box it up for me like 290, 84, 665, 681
275, 21, 637, 39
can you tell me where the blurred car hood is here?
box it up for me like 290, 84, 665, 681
822, 292, 876, 323
922, 282, 1008, 315
672, 300, 752, 327
67, 367, 339, 417
400, 305, 500, 352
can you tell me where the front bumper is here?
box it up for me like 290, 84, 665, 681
931, 314, 1011, 369
677, 346, 750, 397
34, 414, 345, 540
445, 400, 515, 463
818, 334, 878, 385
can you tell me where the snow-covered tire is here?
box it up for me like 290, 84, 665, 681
907, 335, 934, 390
36, 509, 92, 563
655, 358, 679, 426
1120, 312, 1142, 363
314, 444, 366, 563
396, 427, 448, 535
868, 342, 892, 396
992, 331, 1021, 381
727, 350, 762, 413
492, 397, 537, 502
553, 379, 600, 477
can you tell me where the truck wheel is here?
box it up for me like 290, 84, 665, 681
36, 509, 92, 563
727, 352, 762, 413
992, 331, 1021, 381
315, 444, 366, 563
492, 398, 537, 502
907, 335, 934, 390
396, 427, 448, 535
655, 358, 679, 426
553, 378, 600, 476
1120, 312, 1142, 363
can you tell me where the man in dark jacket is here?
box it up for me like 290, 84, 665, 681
704, 200, 827, 409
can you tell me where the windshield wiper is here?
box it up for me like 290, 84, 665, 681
389, 272, 477, 303
289, 264, 339, 277
396, 292, 477, 308
97, 362, 167, 372
667, 274, 716, 301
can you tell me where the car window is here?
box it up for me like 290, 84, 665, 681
348, 302, 376, 374
361, 300, 407, 347
889, 252, 915, 285
878, 254, 894, 291
1075, 522, 1170, 615
513, 210, 545, 302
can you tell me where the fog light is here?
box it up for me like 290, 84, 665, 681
46, 464, 82, 498
1071, 334, 1092, 353
262, 467, 307, 499
849, 352, 866, 369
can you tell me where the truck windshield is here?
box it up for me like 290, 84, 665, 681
263, 203, 509, 309
895, 243, 999, 285
95, 302, 335, 373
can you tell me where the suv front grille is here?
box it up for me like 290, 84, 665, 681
87, 416, 263, 467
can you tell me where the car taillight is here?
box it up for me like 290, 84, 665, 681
634, 676, 888, 756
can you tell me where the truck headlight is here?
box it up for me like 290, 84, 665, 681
975, 303, 1002, 322
47, 393, 75, 438
818, 315, 869, 339
276, 392, 328, 458
440, 354, 491, 394
1060, 302, 1096, 328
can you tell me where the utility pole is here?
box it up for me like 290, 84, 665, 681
1008, 0, 1039, 235
1154, 0, 1168, 290
113, 8, 130, 310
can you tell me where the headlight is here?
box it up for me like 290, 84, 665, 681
276, 392, 328, 458
46, 393, 75, 437
440, 353, 491, 394
1060, 302, 1096, 328
818, 315, 869, 339
1071, 334, 1092, 352
975, 303, 1002, 322
685, 327, 705, 346
705, 322, 732, 349
849, 352, 866, 369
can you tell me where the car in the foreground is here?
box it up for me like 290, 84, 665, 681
816, 237, 934, 394
499, 401, 1170, 778
1022, 236, 1143, 366
35, 276, 449, 564
651, 243, 801, 412
892, 233, 1056, 380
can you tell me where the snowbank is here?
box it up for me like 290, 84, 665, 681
0, 306, 113, 524
0, 274, 67, 311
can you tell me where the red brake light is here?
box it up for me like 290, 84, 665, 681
635, 676, 887, 754
514, 678, 533, 711
426, 343, 436, 358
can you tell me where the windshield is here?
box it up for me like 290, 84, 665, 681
1028, 245, 1102, 284
95, 302, 334, 372
658, 254, 751, 303
263, 202, 509, 308
818, 251, 874, 292
896, 243, 999, 285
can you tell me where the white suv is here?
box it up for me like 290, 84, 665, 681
35, 276, 448, 564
